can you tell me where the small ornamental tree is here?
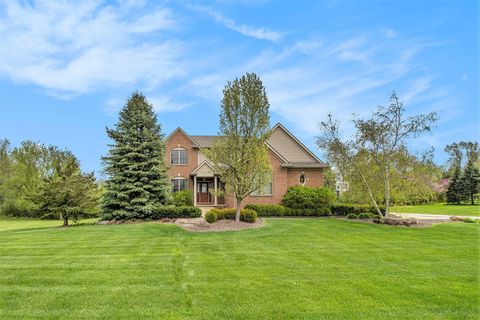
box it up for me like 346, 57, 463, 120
205, 73, 271, 222
317, 92, 437, 219
37, 155, 99, 226
101, 92, 170, 220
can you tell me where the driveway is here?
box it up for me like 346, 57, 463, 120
391, 213, 480, 220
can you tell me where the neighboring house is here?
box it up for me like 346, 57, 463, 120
165, 123, 328, 208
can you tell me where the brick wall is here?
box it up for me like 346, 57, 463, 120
223, 152, 325, 208
165, 130, 198, 191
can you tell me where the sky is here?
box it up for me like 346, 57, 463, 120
0, 0, 478, 175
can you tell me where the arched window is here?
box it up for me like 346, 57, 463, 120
170, 148, 187, 165
299, 173, 306, 186
171, 177, 187, 192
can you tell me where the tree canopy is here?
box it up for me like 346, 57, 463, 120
317, 92, 437, 218
205, 73, 271, 222
101, 92, 170, 220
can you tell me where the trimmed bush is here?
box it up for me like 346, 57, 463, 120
205, 208, 258, 223
331, 204, 386, 216
205, 210, 218, 223
346, 213, 358, 219
168, 190, 193, 206
245, 204, 331, 217
244, 204, 331, 217
103, 206, 201, 221
244, 204, 286, 217
241, 209, 257, 223
358, 213, 375, 219
282, 186, 335, 210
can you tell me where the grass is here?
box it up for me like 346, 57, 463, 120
391, 203, 480, 216
0, 218, 478, 319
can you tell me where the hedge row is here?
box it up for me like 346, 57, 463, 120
244, 204, 331, 217
244, 203, 385, 217
346, 212, 378, 219
102, 206, 201, 221
205, 208, 257, 223
331, 204, 386, 216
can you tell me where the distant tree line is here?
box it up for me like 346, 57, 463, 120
444, 142, 479, 205
0, 140, 100, 225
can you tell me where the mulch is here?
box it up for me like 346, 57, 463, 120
178, 219, 265, 232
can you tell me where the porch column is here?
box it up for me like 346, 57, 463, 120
214, 176, 218, 206
193, 175, 197, 206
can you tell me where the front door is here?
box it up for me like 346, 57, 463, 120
197, 182, 212, 204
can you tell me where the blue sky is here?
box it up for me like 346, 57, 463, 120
0, 0, 478, 175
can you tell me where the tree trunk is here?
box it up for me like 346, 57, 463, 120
63, 217, 68, 226
471, 193, 475, 205
235, 197, 241, 223
353, 163, 383, 219
384, 164, 390, 218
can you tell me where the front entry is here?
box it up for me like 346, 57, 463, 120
197, 181, 213, 204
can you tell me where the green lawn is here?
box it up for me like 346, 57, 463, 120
0, 218, 478, 319
391, 203, 480, 216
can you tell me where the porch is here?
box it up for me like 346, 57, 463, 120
191, 161, 225, 208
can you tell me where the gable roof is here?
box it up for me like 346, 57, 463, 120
189, 135, 219, 148
191, 160, 216, 176
164, 127, 200, 146
268, 123, 325, 165
165, 123, 328, 168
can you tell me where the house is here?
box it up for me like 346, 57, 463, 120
165, 123, 329, 208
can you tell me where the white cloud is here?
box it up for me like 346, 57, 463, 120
0, 0, 183, 95
189, 5, 283, 42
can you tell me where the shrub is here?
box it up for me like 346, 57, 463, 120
241, 209, 257, 223
358, 213, 375, 219
205, 208, 258, 223
331, 204, 386, 216
346, 213, 358, 219
169, 190, 193, 206
205, 210, 218, 223
463, 217, 477, 223
282, 186, 335, 210
104, 206, 201, 221
244, 204, 286, 216
245, 204, 331, 217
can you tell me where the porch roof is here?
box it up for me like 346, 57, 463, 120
190, 160, 217, 177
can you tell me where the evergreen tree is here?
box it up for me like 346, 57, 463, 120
461, 162, 480, 205
460, 142, 480, 205
446, 165, 463, 204
101, 92, 169, 220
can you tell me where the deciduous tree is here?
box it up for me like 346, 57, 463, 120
317, 92, 437, 219
206, 73, 271, 222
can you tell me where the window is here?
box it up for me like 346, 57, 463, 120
299, 173, 306, 186
172, 178, 187, 192
171, 148, 187, 165
251, 173, 273, 196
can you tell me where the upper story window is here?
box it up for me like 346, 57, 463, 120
251, 173, 273, 196
171, 148, 187, 165
172, 178, 187, 192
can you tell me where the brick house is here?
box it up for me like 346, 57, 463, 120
165, 123, 328, 209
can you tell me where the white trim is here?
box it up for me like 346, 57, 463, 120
193, 175, 197, 205
191, 160, 216, 175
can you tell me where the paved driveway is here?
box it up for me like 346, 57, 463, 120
391, 213, 480, 220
